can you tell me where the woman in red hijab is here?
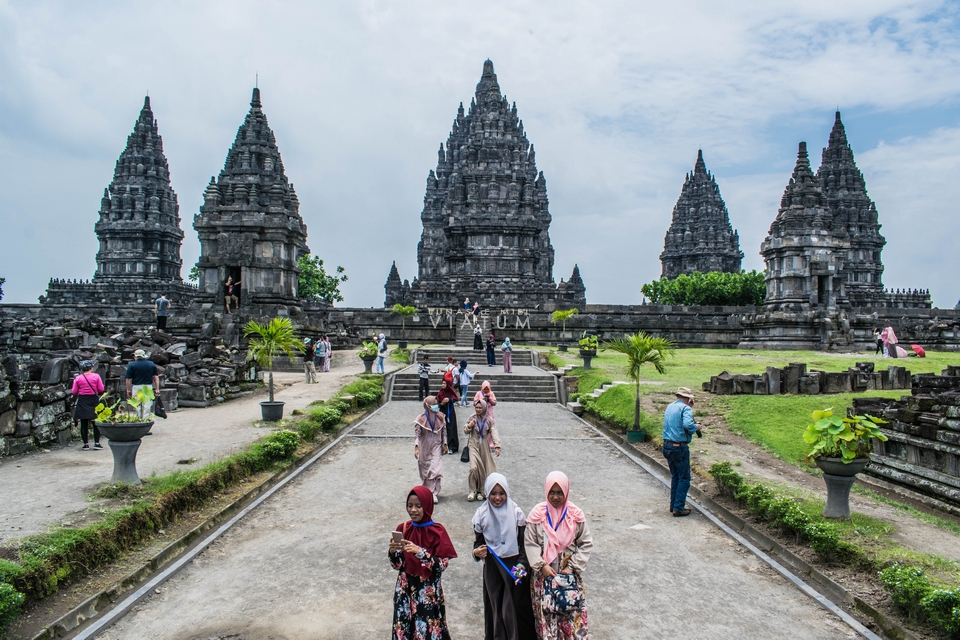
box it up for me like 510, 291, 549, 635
524, 471, 593, 639
389, 485, 458, 639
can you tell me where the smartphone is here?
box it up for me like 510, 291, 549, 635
392, 531, 403, 544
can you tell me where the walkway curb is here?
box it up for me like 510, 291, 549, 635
27, 402, 384, 640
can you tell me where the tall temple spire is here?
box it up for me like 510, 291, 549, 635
194, 88, 309, 308
93, 95, 185, 282
660, 150, 743, 278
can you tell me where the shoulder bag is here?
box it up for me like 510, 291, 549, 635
541, 554, 583, 613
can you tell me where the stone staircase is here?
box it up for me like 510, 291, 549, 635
390, 352, 557, 402
412, 346, 534, 367
455, 317, 481, 347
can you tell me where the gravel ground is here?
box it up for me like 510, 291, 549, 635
96, 402, 857, 639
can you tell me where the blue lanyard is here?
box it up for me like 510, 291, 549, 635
488, 547, 512, 574
546, 508, 568, 531
424, 411, 436, 431
478, 418, 487, 437
410, 520, 435, 528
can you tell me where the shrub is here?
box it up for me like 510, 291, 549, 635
879, 564, 933, 620
354, 390, 381, 408
0, 582, 25, 635
921, 589, 960, 636
256, 429, 301, 462
641, 270, 766, 306
709, 461, 745, 497
306, 405, 343, 432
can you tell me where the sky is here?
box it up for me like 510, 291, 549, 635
1, 0, 959, 309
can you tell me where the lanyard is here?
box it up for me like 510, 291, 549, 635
477, 418, 487, 437
488, 548, 512, 574
546, 508, 568, 531
424, 411, 436, 431
409, 520, 435, 528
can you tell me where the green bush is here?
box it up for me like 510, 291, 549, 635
257, 429, 301, 461
921, 589, 960, 636
354, 390, 381, 408
306, 405, 343, 432
880, 564, 934, 619
0, 582, 25, 635
641, 270, 766, 306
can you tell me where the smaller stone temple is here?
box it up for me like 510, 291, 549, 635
660, 150, 743, 278
193, 88, 309, 311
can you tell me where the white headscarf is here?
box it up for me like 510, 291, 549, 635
472, 472, 525, 557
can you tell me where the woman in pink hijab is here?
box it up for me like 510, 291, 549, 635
474, 380, 498, 420
880, 326, 899, 359
524, 471, 593, 639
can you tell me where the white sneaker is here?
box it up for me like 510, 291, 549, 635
433, 494, 440, 504
467, 492, 476, 502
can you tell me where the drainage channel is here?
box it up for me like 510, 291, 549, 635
569, 409, 881, 640
70, 403, 390, 640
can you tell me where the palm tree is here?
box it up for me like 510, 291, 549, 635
391, 304, 418, 340
244, 317, 304, 403
604, 332, 675, 431
550, 309, 579, 342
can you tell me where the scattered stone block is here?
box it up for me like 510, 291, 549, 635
766, 367, 782, 395
799, 375, 820, 395
783, 365, 801, 394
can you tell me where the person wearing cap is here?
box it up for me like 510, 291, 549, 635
125, 349, 159, 420
303, 338, 318, 384
661, 387, 701, 517
72, 361, 105, 450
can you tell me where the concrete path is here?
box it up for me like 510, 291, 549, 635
0, 358, 404, 544
96, 402, 856, 639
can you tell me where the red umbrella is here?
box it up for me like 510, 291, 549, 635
911, 344, 926, 358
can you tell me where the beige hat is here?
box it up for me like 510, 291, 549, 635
676, 387, 694, 400
133, 349, 147, 358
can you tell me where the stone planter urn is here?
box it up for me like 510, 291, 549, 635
626, 429, 646, 443
360, 354, 378, 374
558, 344, 568, 352
815, 457, 869, 519
579, 349, 597, 370
95, 421, 154, 485
397, 340, 408, 350
260, 401, 285, 422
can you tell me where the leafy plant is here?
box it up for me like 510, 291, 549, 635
604, 332, 674, 431
357, 341, 378, 358
95, 387, 156, 423
187, 265, 200, 282
244, 318, 305, 403
258, 429, 301, 459
879, 564, 933, 619
0, 582, 24, 635
0, 277, 5, 302
298, 254, 348, 304
391, 304, 418, 338
641, 270, 765, 306
550, 309, 579, 338
578, 334, 598, 351
802, 409, 888, 462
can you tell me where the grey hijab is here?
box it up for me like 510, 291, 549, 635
472, 472, 525, 557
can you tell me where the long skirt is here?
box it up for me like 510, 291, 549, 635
393, 566, 451, 640
483, 555, 536, 640
323, 352, 331, 372
445, 405, 460, 453
531, 573, 589, 639
418, 428, 446, 496
474, 334, 484, 350
468, 430, 498, 494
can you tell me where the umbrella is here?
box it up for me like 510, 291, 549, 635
896, 346, 909, 358
911, 344, 926, 358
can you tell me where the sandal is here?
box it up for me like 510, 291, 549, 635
467, 493, 476, 502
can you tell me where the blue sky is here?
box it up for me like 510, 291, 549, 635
1, 0, 958, 308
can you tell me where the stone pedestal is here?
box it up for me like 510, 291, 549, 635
108, 440, 143, 485
821, 473, 857, 519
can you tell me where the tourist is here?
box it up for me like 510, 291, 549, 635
323, 335, 332, 372
464, 398, 500, 501
473, 472, 537, 640
501, 336, 514, 373
457, 359, 475, 407
473, 301, 483, 326
873, 327, 883, 355
414, 396, 448, 503
474, 380, 498, 420
525, 471, 592, 639
661, 387, 701, 517
72, 360, 104, 451
880, 326, 899, 358
418, 355, 432, 401
389, 485, 457, 639
223, 276, 240, 314
376, 333, 388, 374
464, 297, 472, 318
314, 336, 327, 375
486, 333, 497, 366
154, 293, 170, 333
445, 355, 456, 376
474, 324, 484, 351
303, 338, 318, 384
125, 349, 159, 420
437, 378, 460, 454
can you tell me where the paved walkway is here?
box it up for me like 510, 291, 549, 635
97, 402, 856, 639
0, 358, 405, 544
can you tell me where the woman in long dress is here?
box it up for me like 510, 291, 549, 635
389, 485, 457, 640
464, 398, 500, 502
474, 380, 498, 420
474, 325, 484, 350
473, 472, 537, 640
415, 397, 448, 503
323, 335, 332, 372
525, 471, 593, 640
436, 379, 460, 454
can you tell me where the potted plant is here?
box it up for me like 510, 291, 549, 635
551, 308, 579, 351
94, 387, 156, 485
577, 333, 599, 369
391, 304, 417, 350
244, 317, 304, 422
803, 408, 888, 518
357, 340, 379, 374
605, 331, 674, 443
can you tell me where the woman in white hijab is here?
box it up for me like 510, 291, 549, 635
472, 473, 536, 640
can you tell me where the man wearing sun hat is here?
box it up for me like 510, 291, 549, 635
125, 349, 160, 420
662, 386, 702, 517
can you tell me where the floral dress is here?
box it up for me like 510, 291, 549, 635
525, 521, 593, 640
390, 547, 452, 640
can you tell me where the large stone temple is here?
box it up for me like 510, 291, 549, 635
43, 97, 195, 306
194, 88, 309, 310
660, 150, 743, 278
385, 60, 585, 310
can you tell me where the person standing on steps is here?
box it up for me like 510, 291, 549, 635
661, 387, 701, 517
464, 397, 500, 502
154, 293, 170, 333
125, 349, 159, 420
303, 338, 318, 384
72, 360, 105, 451
436, 378, 460, 454
376, 333, 388, 374
223, 276, 240, 314
414, 397, 448, 503
474, 324, 484, 351
418, 355, 433, 401
486, 333, 497, 367
501, 336, 514, 373
457, 359, 475, 407
464, 297, 473, 322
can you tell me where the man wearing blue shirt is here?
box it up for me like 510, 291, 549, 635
662, 387, 701, 517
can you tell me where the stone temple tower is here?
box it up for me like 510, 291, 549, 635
660, 150, 743, 278
387, 60, 585, 309
194, 88, 309, 310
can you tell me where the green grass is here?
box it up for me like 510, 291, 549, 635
390, 348, 410, 364
852, 486, 960, 538
569, 367, 613, 396
583, 384, 660, 434
339, 375, 384, 396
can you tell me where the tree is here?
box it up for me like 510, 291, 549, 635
604, 332, 675, 431
391, 304, 418, 339
0, 277, 4, 302
187, 266, 200, 282
298, 254, 348, 304
550, 308, 579, 338
641, 270, 765, 306
244, 318, 304, 403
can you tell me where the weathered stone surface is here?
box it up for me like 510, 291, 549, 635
40, 357, 70, 384
783, 365, 801, 394
0, 410, 14, 436
823, 372, 851, 394
799, 375, 820, 395
180, 352, 202, 368
17, 401, 35, 422
766, 367, 782, 395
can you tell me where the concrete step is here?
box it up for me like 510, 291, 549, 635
391, 370, 558, 402
414, 348, 533, 367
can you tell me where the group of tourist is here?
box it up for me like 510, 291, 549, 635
463, 297, 483, 326
302, 336, 332, 383
875, 326, 904, 358
390, 469, 592, 640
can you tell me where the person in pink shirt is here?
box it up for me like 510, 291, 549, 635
71, 360, 105, 450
